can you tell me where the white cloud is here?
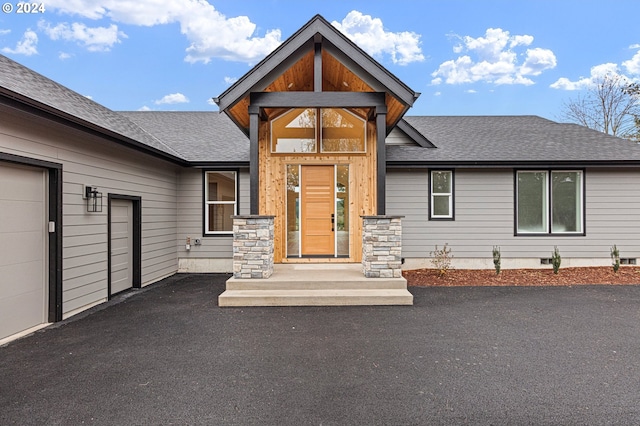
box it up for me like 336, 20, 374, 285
552, 44, 640, 91
2, 29, 38, 56
434, 91, 441, 96
58, 52, 72, 60
0, 29, 11, 36
466, 89, 477, 94
138, 105, 152, 111
550, 63, 623, 90
332, 10, 424, 65
39, 21, 126, 52
623, 49, 640, 75
521, 48, 557, 76
224, 76, 238, 85
154, 92, 189, 105
510, 35, 534, 48
43, 0, 282, 63
431, 28, 556, 85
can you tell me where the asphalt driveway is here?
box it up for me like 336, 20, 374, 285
2, 274, 640, 425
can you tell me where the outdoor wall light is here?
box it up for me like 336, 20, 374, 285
84, 185, 102, 212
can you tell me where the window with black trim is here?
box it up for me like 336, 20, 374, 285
430, 170, 454, 220
516, 170, 584, 235
205, 171, 236, 234
270, 107, 367, 154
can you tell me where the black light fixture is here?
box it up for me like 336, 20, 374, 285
85, 186, 102, 212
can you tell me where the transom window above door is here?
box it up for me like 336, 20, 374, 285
271, 108, 367, 154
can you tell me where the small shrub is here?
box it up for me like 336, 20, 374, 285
611, 245, 620, 273
551, 246, 561, 274
431, 243, 454, 277
492, 246, 501, 275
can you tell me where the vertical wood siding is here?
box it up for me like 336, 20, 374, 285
387, 168, 640, 261
0, 105, 179, 315
257, 119, 377, 263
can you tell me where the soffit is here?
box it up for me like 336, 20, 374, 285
226, 48, 406, 131
217, 15, 419, 135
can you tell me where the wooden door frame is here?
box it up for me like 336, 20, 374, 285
107, 194, 141, 298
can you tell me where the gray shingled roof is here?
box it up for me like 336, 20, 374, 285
388, 116, 640, 165
3, 54, 640, 167
120, 111, 248, 163
0, 54, 184, 161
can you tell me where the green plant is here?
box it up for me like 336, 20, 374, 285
492, 246, 501, 275
430, 243, 454, 277
551, 246, 561, 274
611, 244, 620, 273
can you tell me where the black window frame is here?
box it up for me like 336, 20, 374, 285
202, 169, 240, 237
514, 169, 586, 236
429, 169, 455, 221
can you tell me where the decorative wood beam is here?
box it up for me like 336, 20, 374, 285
314, 39, 322, 92
249, 91, 386, 108
248, 106, 260, 214
376, 106, 387, 215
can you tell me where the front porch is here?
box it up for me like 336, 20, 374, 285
218, 264, 413, 307
213, 16, 420, 307
218, 215, 412, 307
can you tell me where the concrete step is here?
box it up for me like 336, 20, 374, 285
226, 263, 407, 290
218, 289, 414, 307
225, 276, 408, 290
219, 264, 413, 307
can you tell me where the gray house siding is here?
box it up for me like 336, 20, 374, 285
177, 168, 250, 272
387, 168, 640, 268
0, 104, 179, 317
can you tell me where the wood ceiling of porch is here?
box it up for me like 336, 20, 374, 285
227, 49, 405, 130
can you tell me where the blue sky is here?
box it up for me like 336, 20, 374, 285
1, 0, 639, 120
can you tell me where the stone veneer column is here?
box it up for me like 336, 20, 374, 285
232, 215, 275, 279
362, 215, 404, 278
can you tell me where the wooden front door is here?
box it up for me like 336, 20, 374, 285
301, 165, 335, 255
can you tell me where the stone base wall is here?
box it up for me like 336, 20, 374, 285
232, 215, 275, 279
362, 216, 404, 278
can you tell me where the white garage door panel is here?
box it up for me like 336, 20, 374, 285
0, 164, 46, 340
0, 260, 45, 299
0, 231, 44, 265
0, 169, 45, 199
0, 291, 46, 339
0, 200, 45, 232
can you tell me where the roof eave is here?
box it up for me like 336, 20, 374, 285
395, 119, 436, 147
0, 90, 190, 166
385, 159, 640, 168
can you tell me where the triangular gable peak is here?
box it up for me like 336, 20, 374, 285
214, 14, 420, 135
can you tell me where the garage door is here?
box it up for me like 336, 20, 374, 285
110, 199, 133, 295
0, 163, 47, 340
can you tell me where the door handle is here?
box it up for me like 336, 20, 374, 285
331, 213, 334, 231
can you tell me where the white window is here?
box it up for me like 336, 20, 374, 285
430, 170, 453, 219
516, 170, 583, 234
205, 171, 236, 234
